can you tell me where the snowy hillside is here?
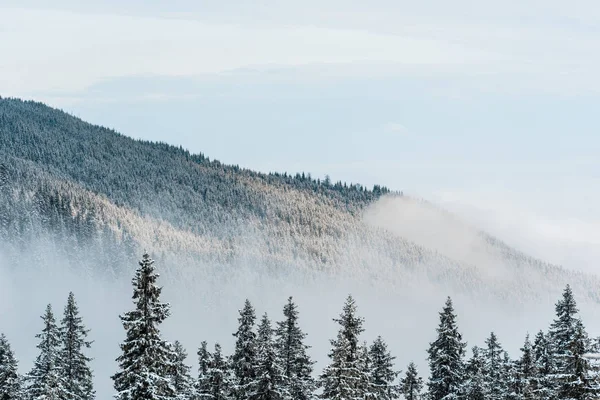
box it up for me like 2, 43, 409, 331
0, 97, 598, 304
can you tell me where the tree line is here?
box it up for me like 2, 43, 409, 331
1, 253, 600, 399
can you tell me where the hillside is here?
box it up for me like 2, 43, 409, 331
0, 97, 597, 304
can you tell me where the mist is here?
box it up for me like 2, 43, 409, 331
2, 195, 600, 399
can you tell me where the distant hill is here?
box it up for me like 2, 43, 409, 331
0, 97, 597, 304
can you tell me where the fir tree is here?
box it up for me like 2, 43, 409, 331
483, 332, 505, 400
368, 336, 399, 400
26, 304, 67, 400
357, 342, 373, 400
197, 341, 212, 400
170, 341, 196, 400
426, 297, 466, 400
319, 295, 367, 400
112, 253, 176, 400
400, 362, 423, 400
60, 292, 94, 400
251, 314, 289, 400
231, 300, 257, 400
0, 334, 22, 400
515, 335, 535, 400
207, 344, 231, 400
500, 351, 518, 400
464, 347, 485, 400
548, 285, 591, 399
274, 297, 315, 400
531, 331, 557, 400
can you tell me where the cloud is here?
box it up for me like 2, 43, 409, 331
2, 2, 600, 97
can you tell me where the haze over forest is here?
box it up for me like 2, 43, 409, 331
0, 98, 600, 399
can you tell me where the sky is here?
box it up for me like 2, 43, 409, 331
1, 1, 600, 272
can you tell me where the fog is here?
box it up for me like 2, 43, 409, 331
1, 195, 600, 398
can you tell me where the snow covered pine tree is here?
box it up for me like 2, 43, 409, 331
549, 285, 597, 399
197, 341, 212, 400
427, 297, 466, 400
60, 292, 94, 400
319, 295, 370, 400
170, 341, 196, 399
464, 347, 485, 400
112, 253, 176, 400
274, 297, 315, 400
206, 343, 231, 400
231, 300, 258, 400
368, 336, 399, 400
0, 334, 22, 400
252, 314, 289, 400
400, 362, 423, 400
26, 304, 68, 399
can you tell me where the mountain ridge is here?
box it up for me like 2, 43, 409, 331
0, 96, 598, 305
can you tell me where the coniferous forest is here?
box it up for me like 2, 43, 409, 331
1, 253, 599, 400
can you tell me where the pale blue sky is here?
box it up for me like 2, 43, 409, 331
1, 1, 600, 271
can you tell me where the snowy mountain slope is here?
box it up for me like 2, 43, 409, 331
0, 97, 598, 305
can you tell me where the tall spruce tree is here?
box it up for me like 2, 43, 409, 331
197, 341, 212, 400
0, 334, 22, 400
60, 292, 94, 400
170, 341, 196, 400
548, 285, 591, 399
251, 314, 289, 400
231, 300, 257, 400
531, 330, 557, 399
483, 332, 505, 400
274, 297, 315, 400
368, 336, 399, 400
26, 304, 67, 400
357, 342, 373, 400
400, 362, 423, 400
464, 347, 485, 400
319, 295, 368, 400
515, 335, 535, 400
207, 344, 231, 400
427, 297, 466, 400
500, 352, 519, 400
112, 253, 176, 400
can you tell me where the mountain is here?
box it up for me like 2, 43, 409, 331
0, 97, 598, 305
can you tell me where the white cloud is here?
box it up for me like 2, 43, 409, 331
2, 2, 600, 97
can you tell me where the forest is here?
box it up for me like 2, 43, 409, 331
1, 253, 599, 400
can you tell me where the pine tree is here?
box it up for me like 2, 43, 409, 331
319, 295, 367, 400
60, 292, 94, 400
112, 253, 176, 400
207, 344, 231, 400
231, 300, 257, 400
197, 341, 212, 400
368, 336, 399, 400
483, 332, 505, 400
0, 334, 22, 400
531, 330, 557, 400
400, 362, 423, 400
500, 352, 519, 400
563, 320, 596, 399
274, 297, 315, 400
464, 347, 485, 400
515, 335, 535, 400
170, 341, 196, 400
427, 297, 466, 400
548, 285, 592, 399
26, 304, 67, 400
251, 314, 289, 400
357, 342, 373, 400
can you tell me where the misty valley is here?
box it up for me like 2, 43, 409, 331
2, 251, 600, 400
1, 98, 600, 400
